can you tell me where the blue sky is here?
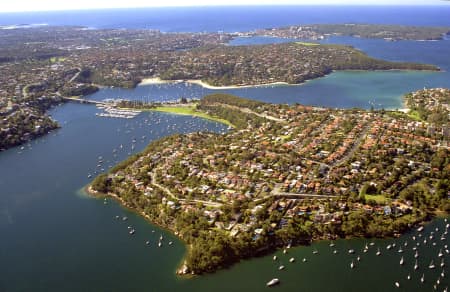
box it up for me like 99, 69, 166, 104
1, 0, 449, 13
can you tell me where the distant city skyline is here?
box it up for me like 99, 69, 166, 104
1, 0, 449, 13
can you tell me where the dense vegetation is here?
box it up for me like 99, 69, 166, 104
90, 93, 449, 275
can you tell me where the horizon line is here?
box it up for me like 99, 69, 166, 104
1, 3, 450, 14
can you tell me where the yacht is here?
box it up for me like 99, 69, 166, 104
266, 278, 280, 287
429, 260, 436, 269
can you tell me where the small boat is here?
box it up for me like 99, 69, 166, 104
414, 260, 418, 270
400, 257, 404, 265
289, 257, 295, 263
266, 278, 280, 287
357, 256, 360, 261
312, 249, 318, 254
398, 248, 403, 253
278, 265, 285, 270
441, 270, 445, 278
348, 249, 355, 254
122, 216, 128, 221
441, 259, 445, 267
376, 248, 381, 256
418, 226, 424, 232
158, 241, 162, 247
145, 240, 150, 245
429, 260, 436, 269
302, 258, 307, 262
129, 229, 135, 235
283, 249, 287, 254
329, 242, 335, 247
273, 256, 277, 261
386, 244, 392, 250
421, 274, 425, 283
407, 274, 411, 280
87, 174, 92, 178
350, 261, 354, 269
439, 249, 443, 258
168, 241, 173, 245
395, 282, 400, 288
369, 242, 375, 246
333, 249, 338, 254
415, 251, 419, 258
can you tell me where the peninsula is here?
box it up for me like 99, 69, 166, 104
0, 24, 445, 151
90, 93, 449, 275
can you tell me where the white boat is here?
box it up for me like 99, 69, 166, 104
350, 261, 354, 269
418, 226, 424, 232
158, 241, 162, 247
400, 257, 404, 265
302, 258, 307, 262
441, 259, 445, 267
312, 249, 318, 254
386, 244, 392, 250
421, 274, 425, 283
414, 260, 418, 270
395, 282, 400, 288
278, 265, 285, 270
329, 242, 335, 247
348, 249, 355, 254
398, 248, 403, 253
376, 248, 381, 256
414, 251, 419, 258
289, 257, 295, 263
407, 274, 411, 280
266, 278, 280, 287
439, 249, 443, 257
429, 260, 436, 269
273, 255, 277, 261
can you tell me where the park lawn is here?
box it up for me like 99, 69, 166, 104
151, 105, 234, 127
296, 42, 320, 46
365, 194, 388, 204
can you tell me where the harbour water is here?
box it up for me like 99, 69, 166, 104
0, 102, 448, 292
1, 6, 450, 292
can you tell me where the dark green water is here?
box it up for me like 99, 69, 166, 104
0, 103, 449, 292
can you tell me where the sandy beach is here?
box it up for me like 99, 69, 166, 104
139, 77, 291, 90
